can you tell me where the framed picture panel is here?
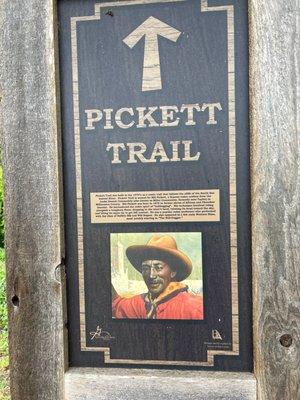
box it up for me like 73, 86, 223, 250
59, 0, 252, 370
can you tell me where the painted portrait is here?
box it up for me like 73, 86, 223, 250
111, 232, 204, 320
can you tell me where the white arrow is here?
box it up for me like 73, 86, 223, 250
123, 16, 181, 92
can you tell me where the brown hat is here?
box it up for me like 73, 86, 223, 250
126, 235, 193, 281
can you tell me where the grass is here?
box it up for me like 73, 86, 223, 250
0, 248, 9, 400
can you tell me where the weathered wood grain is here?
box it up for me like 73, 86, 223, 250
0, 1, 65, 399
249, 1, 300, 399
65, 368, 256, 400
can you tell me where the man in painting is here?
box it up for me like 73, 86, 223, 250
112, 235, 203, 320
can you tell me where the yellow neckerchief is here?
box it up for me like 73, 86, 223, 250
144, 282, 188, 319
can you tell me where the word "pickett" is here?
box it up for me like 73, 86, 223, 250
85, 102, 222, 130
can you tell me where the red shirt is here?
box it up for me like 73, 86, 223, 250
112, 290, 203, 320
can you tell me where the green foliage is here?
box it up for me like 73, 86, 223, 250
0, 164, 8, 398
0, 249, 9, 399
0, 168, 4, 249
0, 249, 7, 333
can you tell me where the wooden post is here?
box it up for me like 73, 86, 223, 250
249, 1, 299, 399
0, 0, 65, 399
0, 0, 298, 399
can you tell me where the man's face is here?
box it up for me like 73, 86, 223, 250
141, 259, 176, 298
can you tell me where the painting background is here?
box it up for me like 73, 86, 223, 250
111, 232, 202, 297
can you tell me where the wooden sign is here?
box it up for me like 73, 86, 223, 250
59, 0, 252, 369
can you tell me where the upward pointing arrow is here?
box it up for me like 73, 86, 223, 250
123, 16, 181, 92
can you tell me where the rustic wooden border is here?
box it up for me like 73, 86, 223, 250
0, 0, 66, 399
65, 368, 256, 400
249, 0, 299, 399
0, 0, 298, 399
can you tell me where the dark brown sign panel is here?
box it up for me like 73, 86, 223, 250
59, 0, 252, 370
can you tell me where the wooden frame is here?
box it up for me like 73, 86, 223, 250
0, 0, 298, 399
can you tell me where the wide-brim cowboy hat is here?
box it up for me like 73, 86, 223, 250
126, 235, 193, 281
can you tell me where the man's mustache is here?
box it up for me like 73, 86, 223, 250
146, 278, 163, 284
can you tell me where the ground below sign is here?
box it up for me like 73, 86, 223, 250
59, 0, 252, 370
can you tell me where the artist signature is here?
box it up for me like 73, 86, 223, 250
90, 326, 115, 341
